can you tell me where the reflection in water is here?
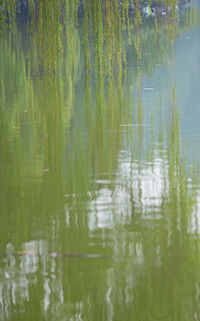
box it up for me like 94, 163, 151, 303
1, 1, 200, 321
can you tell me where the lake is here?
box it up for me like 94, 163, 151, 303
1, 1, 200, 320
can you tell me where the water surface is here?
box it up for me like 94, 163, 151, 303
1, 2, 200, 320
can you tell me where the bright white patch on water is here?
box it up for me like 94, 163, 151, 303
88, 154, 169, 231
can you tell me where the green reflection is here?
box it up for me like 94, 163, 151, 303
0, 1, 200, 321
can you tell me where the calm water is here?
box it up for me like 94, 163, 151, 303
1, 1, 200, 320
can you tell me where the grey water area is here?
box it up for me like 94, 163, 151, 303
128, 0, 200, 165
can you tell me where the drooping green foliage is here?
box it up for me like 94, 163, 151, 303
0, 0, 16, 32
0, 0, 182, 69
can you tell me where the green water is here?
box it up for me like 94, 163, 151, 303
1, 1, 200, 320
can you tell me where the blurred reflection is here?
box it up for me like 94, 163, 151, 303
0, 2, 200, 321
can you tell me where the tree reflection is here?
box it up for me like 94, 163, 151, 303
0, 2, 200, 321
